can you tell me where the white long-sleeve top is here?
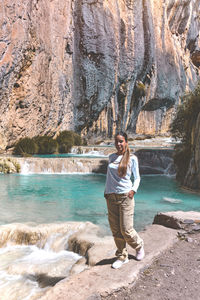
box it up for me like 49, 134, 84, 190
104, 153, 140, 194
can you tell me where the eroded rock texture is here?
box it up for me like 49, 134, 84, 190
0, 0, 200, 149
183, 112, 200, 190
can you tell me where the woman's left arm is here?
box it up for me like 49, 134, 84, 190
128, 156, 141, 198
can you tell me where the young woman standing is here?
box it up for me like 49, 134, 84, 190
104, 132, 144, 269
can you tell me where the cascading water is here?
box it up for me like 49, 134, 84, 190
0, 222, 92, 300
16, 157, 108, 175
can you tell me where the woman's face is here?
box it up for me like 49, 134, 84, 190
115, 135, 127, 155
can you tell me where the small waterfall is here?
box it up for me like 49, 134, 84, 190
0, 222, 93, 300
16, 157, 108, 175
71, 146, 110, 157
164, 161, 176, 176
20, 161, 32, 175
135, 149, 176, 176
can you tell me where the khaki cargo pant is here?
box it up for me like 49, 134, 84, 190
105, 193, 143, 261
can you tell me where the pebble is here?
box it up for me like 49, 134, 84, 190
160, 264, 172, 268
171, 268, 175, 275
183, 219, 194, 224
193, 225, 200, 231
186, 237, 193, 243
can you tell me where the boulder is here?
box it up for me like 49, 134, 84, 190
153, 211, 200, 230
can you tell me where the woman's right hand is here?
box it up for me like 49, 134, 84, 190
128, 190, 135, 199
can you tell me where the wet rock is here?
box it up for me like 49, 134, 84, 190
135, 149, 175, 175
0, 222, 95, 248
70, 257, 88, 276
67, 225, 115, 266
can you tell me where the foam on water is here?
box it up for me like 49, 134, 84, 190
163, 197, 182, 203
0, 229, 82, 300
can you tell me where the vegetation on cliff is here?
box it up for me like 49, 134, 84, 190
0, 158, 20, 173
13, 131, 82, 156
170, 82, 200, 184
56, 131, 82, 154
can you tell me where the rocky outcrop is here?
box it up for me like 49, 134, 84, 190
40, 224, 178, 300
0, 222, 91, 248
183, 112, 200, 190
0, 0, 199, 150
135, 149, 175, 175
68, 224, 114, 266
153, 211, 200, 230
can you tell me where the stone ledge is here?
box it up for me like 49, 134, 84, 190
153, 211, 200, 230
40, 224, 178, 300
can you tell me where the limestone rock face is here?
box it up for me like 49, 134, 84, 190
0, 0, 75, 149
0, 0, 200, 149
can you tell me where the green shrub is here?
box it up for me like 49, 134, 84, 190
34, 136, 58, 154
170, 82, 200, 142
73, 133, 82, 146
170, 82, 200, 181
14, 138, 38, 155
135, 81, 146, 98
56, 131, 74, 144
173, 143, 191, 181
13, 130, 82, 156
59, 142, 72, 153
82, 138, 88, 146
56, 130, 82, 153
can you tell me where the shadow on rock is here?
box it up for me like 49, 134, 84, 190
26, 273, 66, 288
95, 257, 115, 266
95, 254, 137, 266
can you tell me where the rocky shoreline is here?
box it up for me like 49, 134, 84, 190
0, 210, 200, 299
38, 211, 200, 300
103, 231, 200, 300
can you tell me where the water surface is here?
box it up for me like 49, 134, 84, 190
0, 174, 199, 231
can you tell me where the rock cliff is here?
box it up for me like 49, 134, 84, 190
183, 112, 200, 190
0, 0, 199, 149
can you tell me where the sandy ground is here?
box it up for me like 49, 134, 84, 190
102, 232, 200, 300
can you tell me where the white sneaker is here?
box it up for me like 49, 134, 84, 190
136, 246, 145, 261
112, 258, 129, 269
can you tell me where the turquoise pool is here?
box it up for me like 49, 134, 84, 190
0, 174, 199, 231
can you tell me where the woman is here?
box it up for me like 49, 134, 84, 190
104, 132, 144, 269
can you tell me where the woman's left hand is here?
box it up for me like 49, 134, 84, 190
128, 190, 135, 199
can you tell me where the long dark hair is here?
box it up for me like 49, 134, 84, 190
115, 131, 130, 177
